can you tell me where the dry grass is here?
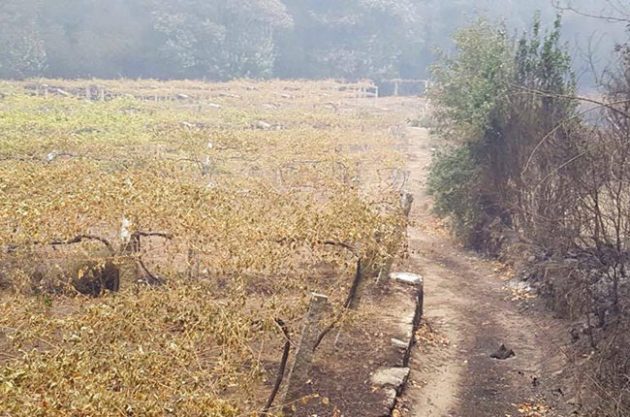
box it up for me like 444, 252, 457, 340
0, 79, 413, 416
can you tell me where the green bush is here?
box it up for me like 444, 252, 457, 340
428, 16, 575, 247
427, 144, 481, 242
427, 19, 511, 244
429, 20, 512, 140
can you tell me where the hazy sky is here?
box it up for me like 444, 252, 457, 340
442, 0, 628, 85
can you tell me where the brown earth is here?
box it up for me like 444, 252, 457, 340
284, 281, 420, 417
395, 124, 577, 417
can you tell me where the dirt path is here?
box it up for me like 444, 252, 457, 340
398, 126, 573, 417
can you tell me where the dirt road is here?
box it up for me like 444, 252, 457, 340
398, 126, 574, 417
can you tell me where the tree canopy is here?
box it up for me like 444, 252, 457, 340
0, 0, 625, 81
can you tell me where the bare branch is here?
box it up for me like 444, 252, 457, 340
262, 319, 291, 415
136, 257, 165, 285
272, 238, 358, 257
131, 231, 173, 240
552, 0, 630, 23
49, 234, 115, 253
512, 85, 630, 118
321, 240, 358, 256
313, 259, 362, 351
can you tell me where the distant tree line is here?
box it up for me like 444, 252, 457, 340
0, 0, 426, 80
1, 0, 624, 82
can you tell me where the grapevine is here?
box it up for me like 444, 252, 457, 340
0, 80, 405, 415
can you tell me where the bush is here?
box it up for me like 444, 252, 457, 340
427, 145, 481, 242
429, 19, 512, 140
428, 16, 575, 248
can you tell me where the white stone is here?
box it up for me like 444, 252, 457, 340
120, 216, 132, 244
383, 387, 397, 409
46, 151, 58, 162
391, 338, 409, 350
255, 120, 272, 129
371, 367, 410, 388
389, 272, 423, 286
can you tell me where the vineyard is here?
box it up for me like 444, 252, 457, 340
0, 80, 415, 416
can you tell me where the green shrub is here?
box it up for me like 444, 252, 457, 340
429, 19, 512, 140
428, 15, 575, 247
427, 144, 481, 242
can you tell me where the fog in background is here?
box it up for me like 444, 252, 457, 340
0, 0, 626, 88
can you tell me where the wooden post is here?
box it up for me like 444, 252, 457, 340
119, 217, 141, 284
187, 245, 201, 279
400, 191, 414, 218
377, 257, 394, 285
282, 293, 329, 415
347, 259, 364, 310
375, 191, 414, 287
417, 279, 424, 321
394, 81, 399, 97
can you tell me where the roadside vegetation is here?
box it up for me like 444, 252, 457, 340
429, 15, 630, 416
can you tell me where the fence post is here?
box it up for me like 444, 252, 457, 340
377, 192, 414, 286
417, 277, 424, 321
282, 293, 329, 415
400, 191, 414, 218
119, 217, 141, 284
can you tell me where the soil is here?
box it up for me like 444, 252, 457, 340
285, 282, 420, 417
396, 124, 577, 417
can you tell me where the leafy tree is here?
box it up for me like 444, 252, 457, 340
499, 15, 577, 246
429, 16, 576, 248
0, 0, 623, 81
0, 0, 47, 79
38, 0, 149, 78
427, 20, 512, 244
149, 0, 292, 79
275, 0, 424, 79
430, 20, 512, 139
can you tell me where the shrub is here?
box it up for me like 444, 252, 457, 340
428, 16, 576, 247
427, 144, 481, 242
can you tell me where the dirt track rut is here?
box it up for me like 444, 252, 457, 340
399, 126, 573, 417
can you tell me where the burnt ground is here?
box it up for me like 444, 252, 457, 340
280, 282, 419, 417
397, 125, 578, 417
